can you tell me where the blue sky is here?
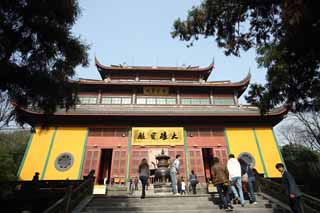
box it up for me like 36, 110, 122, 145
72, 0, 267, 104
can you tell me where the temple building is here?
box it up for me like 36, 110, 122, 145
17, 57, 287, 185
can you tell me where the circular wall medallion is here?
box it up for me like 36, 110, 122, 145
55, 153, 74, 171
238, 152, 256, 167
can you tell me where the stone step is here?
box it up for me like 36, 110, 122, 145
93, 193, 266, 200
83, 207, 274, 212
89, 197, 268, 204
82, 203, 274, 212
76, 193, 288, 213
87, 200, 270, 208
80, 207, 282, 213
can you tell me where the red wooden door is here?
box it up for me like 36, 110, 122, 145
82, 149, 101, 179
214, 147, 228, 166
188, 148, 205, 183
130, 149, 149, 178
110, 149, 127, 184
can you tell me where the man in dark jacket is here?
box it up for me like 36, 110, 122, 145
211, 157, 233, 210
275, 163, 302, 213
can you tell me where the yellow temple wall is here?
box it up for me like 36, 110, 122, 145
254, 128, 284, 178
18, 126, 283, 180
225, 127, 283, 178
17, 127, 88, 180
18, 128, 56, 180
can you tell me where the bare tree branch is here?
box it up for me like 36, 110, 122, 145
283, 112, 320, 151
277, 111, 320, 151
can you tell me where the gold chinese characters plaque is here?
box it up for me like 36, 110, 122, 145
132, 127, 184, 145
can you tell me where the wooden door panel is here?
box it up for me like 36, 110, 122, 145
188, 149, 205, 183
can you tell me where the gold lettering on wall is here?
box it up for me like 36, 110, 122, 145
143, 87, 169, 96
132, 127, 184, 145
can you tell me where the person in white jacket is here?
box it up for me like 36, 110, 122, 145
227, 154, 245, 206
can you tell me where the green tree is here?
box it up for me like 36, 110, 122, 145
0, 130, 30, 181
172, 0, 320, 113
281, 144, 320, 196
0, 0, 89, 124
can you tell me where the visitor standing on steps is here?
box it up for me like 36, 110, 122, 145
189, 169, 198, 194
276, 163, 302, 213
211, 157, 233, 210
181, 177, 186, 195
138, 158, 150, 199
170, 154, 181, 195
247, 163, 257, 204
227, 154, 245, 207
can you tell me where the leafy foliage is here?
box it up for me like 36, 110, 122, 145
281, 144, 320, 196
172, 0, 320, 112
0, 130, 30, 181
282, 144, 319, 162
0, 0, 89, 124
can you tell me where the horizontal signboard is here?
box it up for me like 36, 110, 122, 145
132, 127, 184, 145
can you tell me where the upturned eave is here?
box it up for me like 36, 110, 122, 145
95, 56, 214, 79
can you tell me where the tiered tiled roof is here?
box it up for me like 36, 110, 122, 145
95, 57, 214, 80
75, 72, 251, 97
15, 103, 288, 126
21, 104, 286, 117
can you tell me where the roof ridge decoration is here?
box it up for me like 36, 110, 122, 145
94, 56, 214, 78
206, 72, 251, 85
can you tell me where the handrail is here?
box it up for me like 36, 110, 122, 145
256, 175, 320, 213
43, 170, 95, 213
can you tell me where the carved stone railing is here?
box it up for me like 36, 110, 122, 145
44, 170, 95, 213
301, 193, 320, 213
256, 175, 320, 213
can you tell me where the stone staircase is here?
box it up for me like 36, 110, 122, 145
75, 193, 291, 213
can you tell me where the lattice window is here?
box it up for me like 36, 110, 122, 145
181, 98, 210, 105
186, 128, 198, 137
199, 128, 212, 136
146, 98, 156, 104
187, 128, 224, 137
213, 98, 235, 105
101, 97, 132, 104
88, 128, 128, 137
79, 96, 97, 104
88, 128, 103, 136
212, 128, 224, 136
136, 97, 177, 105
166, 98, 176, 104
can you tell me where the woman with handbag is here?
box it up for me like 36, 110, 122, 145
189, 170, 198, 194
211, 157, 234, 210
